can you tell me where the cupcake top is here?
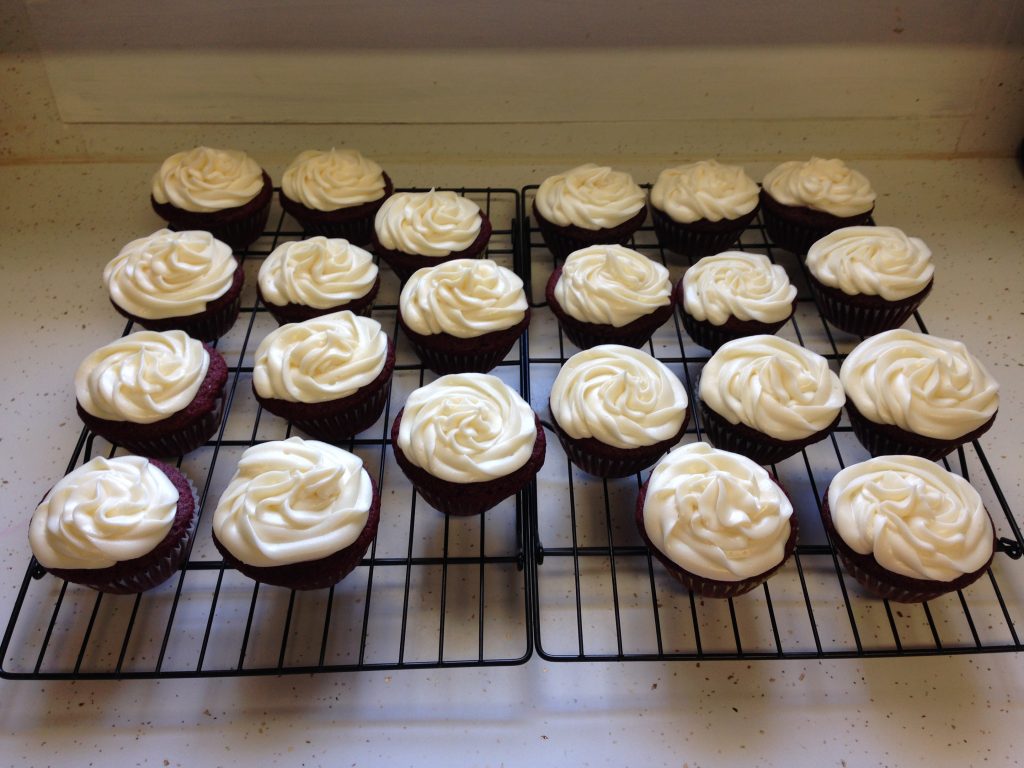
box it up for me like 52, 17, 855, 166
650, 160, 759, 223
700, 335, 845, 441
281, 148, 387, 211
840, 329, 999, 440
374, 190, 482, 257
642, 442, 793, 582
828, 455, 993, 581
258, 237, 378, 309
76, 330, 210, 424
400, 258, 527, 339
681, 251, 797, 326
535, 163, 646, 230
550, 345, 688, 449
555, 245, 671, 327
151, 147, 264, 213
806, 226, 934, 301
253, 311, 389, 404
397, 373, 537, 484
213, 437, 373, 568
762, 158, 876, 217
30, 456, 179, 570
104, 229, 237, 319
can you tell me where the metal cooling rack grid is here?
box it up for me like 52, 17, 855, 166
520, 185, 1023, 662
0, 187, 534, 679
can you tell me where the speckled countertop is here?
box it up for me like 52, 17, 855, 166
0, 158, 1022, 767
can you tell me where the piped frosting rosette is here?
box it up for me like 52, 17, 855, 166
681, 251, 796, 326
651, 160, 759, 224
281, 149, 386, 211
762, 158, 875, 217
152, 147, 264, 213
535, 163, 646, 230
258, 236, 378, 313
374, 190, 483, 257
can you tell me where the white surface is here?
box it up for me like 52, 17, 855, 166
0, 158, 1023, 766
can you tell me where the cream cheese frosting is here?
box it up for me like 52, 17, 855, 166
75, 330, 210, 424
554, 245, 671, 327
399, 258, 527, 338
397, 373, 537, 484
213, 437, 372, 567
682, 251, 797, 326
828, 455, 993, 581
806, 226, 934, 300
281, 149, 386, 211
550, 345, 688, 449
651, 160, 759, 223
535, 164, 646, 230
700, 335, 845, 441
839, 329, 999, 440
151, 147, 264, 213
104, 229, 237, 319
258, 237, 377, 309
253, 311, 388, 404
762, 158, 876, 217
374, 190, 482, 257
643, 442, 793, 581
30, 456, 179, 570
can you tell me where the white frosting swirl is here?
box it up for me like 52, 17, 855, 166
643, 442, 793, 581
151, 147, 264, 213
213, 437, 372, 567
840, 329, 999, 440
104, 229, 237, 319
400, 258, 527, 338
374, 190, 482, 257
762, 158, 876, 217
550, 345, 688, 449
281, 149, 386, 211
259, 237, 378, 309
829, 455, 993, 581
535, 164, 646, 230
554, 245, 671, 326
30, 456, 179, 570
682, 251, 797, 326
700, 335, 845, 441
806, 226, 934, 301
651, 160, 759, 223
253, 311, 388, 404
397, 373, 537, 484
75, 330, 210, 424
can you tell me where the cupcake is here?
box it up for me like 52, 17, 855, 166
549, 345, 689, 477
636, 442, 797, 598
805, 226, 934, 335
677, 251, 797, 352
760, 158, 876, 255
545, 244, 673, 349
398, 258, 529, 374
212, 437, 380, 590
840, 329, 999, 460
75, 330, 229, 457
150, 146, 272, 251
650, 160, 760, 258
257, 236, 380, 325
698, 335, 845, 465
822, 455, 995, 602
29, 456, 197, 594
104, 229, 243, 342
252, 311, 395, 441
279, 148, 393, 245
533, 164, 647, 260
391, 373, 546, 517
372, 189, 492, 283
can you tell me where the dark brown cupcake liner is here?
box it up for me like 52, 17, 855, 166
635, 475, 798, 598
372, 211, 493, 284
820, 489, 995, 603
807, 273, 933, 336
759, 189, 873, 256
846, 399, 997, 461
700, 401, 840, 466
213, 476, 381, 591
279, 173, 394, 246
391, 410, 546, 517
257, 276, 380, 325
651, 205, 759, 259
532, 202, 647, 261
398, 310, 529, 375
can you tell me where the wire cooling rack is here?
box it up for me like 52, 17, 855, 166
0, 188, 534, 680
521, 185, 1023, 662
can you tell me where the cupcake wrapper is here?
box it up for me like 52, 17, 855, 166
759, 190, 873, 256
405, 343, 518, 375
115, 393, 225, 458
289, 383, 391, 442
699, 402, 838, 466
808, 275, 932, 336
176, 292, 243, 343
680, 308, 791, 354
279, 174, 393, 247
200, 204, 271, 253
399, 312, 528, 376
259, 278, 380, 325
651, 206, 758, 259
532, 203, 647, 261
845, 401, 996, 462
373, 212, 493, 284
